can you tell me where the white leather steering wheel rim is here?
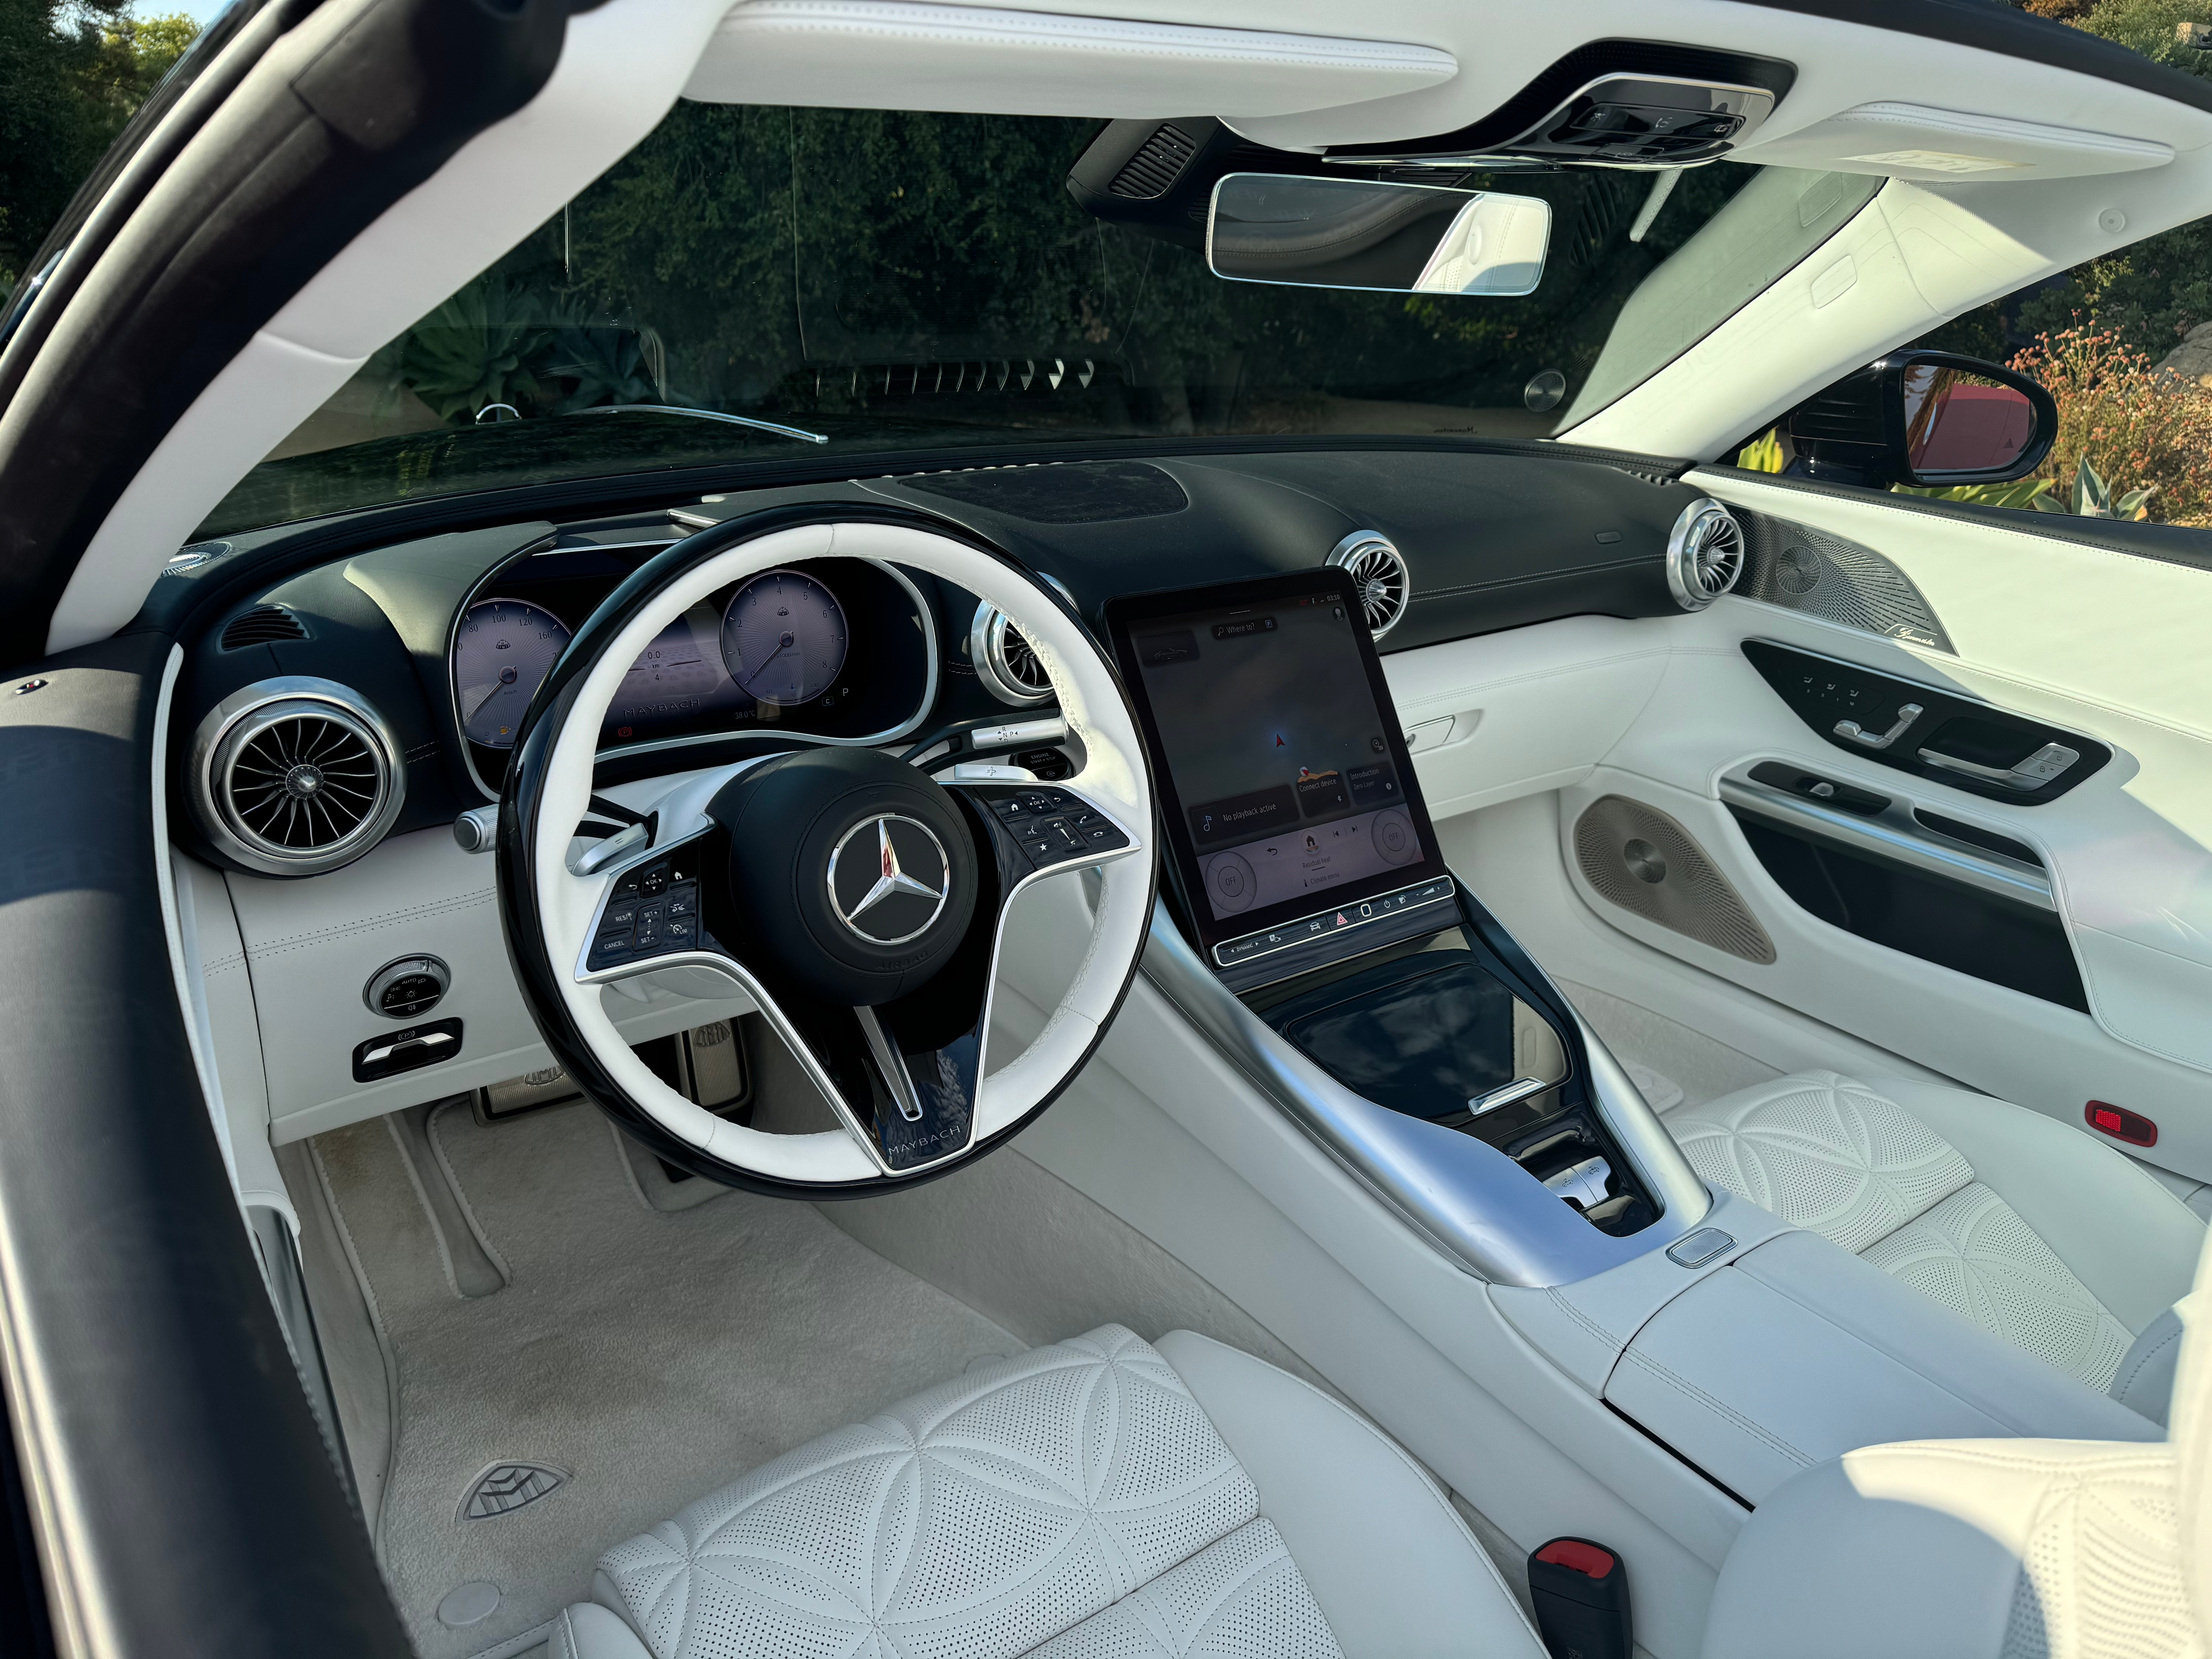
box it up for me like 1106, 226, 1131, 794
501, 513, 1154, 1190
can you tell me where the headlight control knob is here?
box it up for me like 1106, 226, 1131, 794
364, 955, 451, 1020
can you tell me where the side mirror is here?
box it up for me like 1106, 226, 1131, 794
1207, 173, 1551, 297
1783, 350, 2057, 489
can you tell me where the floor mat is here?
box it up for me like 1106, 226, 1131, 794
311, 1099, 1022, 1659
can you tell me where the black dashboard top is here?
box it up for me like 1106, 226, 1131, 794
155, 443, 1697, 872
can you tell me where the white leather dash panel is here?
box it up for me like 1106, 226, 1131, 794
1667, 1072, 1973, 1254
1027, 1519, 1340, 1659
1862, 1182, 2135, 1392
591, 1327, 1264, 1659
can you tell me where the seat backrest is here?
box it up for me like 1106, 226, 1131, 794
2168, 1224, 2212, 1643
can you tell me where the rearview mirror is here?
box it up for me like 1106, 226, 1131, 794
1783, 350, 2058, 489
1207, 173, 1551, 297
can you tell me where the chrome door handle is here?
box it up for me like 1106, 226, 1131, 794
1917, 740, 2081, 792
1834, 701, 1923, 750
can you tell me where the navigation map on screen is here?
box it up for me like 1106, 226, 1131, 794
1128, 591, 1427, 922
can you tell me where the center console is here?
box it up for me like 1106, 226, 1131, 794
1105, 568, 2156, 1511
1107, 568, 1680, 1247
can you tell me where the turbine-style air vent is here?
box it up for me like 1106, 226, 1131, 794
1665, 498, 1746, 611
1326, 532, 1410, 640
190, 678, 405, 877
221, 605, 309, 649
1108, 123, 1197, 200
970, 604, 1054, 706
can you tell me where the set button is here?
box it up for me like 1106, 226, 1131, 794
591, 878, 700, 969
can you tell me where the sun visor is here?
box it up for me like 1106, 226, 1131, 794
1735, 103, 2173, 182
681, 0, 1457, 118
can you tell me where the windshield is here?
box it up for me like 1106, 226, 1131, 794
201, 106, 1878, 536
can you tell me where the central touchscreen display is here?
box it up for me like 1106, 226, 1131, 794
1108, 568, 1444, 956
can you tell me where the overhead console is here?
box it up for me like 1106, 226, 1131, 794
1108, 568, 1666, 1240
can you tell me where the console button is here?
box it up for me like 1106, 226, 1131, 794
989, 798, 1029, 821
640, 864, 670, 896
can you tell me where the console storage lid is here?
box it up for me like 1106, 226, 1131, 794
1602, 1229, 2159, 1506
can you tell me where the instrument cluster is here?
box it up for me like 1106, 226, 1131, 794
451, 544, 935, 792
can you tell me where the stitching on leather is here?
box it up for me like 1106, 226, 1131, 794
244, 888, 494, 958
2114, 1319, 2186, 1400
1620, 1348, 1814, 1468
723, 4, 1451, 68
1544, 1286, 1623, 1357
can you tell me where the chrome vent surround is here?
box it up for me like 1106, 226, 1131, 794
190, 678, 405, 877
1326, 531, 1410, 640
1664, 498, 1746, 611
969, 603, 1054, 706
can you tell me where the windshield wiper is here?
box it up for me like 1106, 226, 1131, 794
568, 404, 829, 445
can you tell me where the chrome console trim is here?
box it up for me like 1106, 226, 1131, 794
1719, 763, 2053, 911
1140, 898, 1710, 1287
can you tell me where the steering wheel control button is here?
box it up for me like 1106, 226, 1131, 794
352, 1017, 464, 1082
362, 954, 451, 1020
586, 845, 716, 971
1666, 1228, 1736, 1269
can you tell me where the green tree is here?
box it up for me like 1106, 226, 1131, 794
0, 1, 197, 292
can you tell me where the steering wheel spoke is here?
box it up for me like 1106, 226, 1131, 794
502, 512, 1156, 1194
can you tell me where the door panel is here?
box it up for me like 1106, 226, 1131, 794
1593, 473, 2212, 1180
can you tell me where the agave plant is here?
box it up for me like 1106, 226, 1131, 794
2031, 454, 2154, 520
398, 278, 556, 421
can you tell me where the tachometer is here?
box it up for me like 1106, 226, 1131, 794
719, 569, 848, 707
454, 598, 571, 749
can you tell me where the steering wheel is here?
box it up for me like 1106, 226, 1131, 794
498, 508, 1156, 1195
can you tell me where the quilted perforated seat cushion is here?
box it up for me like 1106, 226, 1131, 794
1666, 1073, 2137, 1390
554, 1326, 1543, 1659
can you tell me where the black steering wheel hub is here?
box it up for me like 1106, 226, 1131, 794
708, 747, 979, 1006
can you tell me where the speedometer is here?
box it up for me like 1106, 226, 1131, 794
719, 570, 849, 707
454, 598, 571, 749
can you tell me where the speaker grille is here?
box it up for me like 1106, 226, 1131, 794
1574, 795, 1776, 964
1738, 512, 1953, 651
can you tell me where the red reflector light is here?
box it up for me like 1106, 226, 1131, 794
1535, 1539, 1617, 1579
2086, 1101, 2157, 1148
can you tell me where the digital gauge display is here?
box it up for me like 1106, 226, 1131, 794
454, 599, 572, 749
605, 601, 747, 741
720, 569, 848, 706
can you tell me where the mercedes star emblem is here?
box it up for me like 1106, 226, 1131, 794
826, 814, 951, 945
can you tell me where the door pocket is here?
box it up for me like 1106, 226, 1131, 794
1729, 807, 2087, 1011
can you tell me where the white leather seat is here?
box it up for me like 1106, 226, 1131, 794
549, 1325, 1548, 1659
1664, 1072, 2207, 1418
1703, 1220, 2212, 1658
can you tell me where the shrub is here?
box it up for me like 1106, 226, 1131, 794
2008, 324, 2212, 525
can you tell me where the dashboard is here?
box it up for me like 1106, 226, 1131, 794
156, 448, 1694, 885
451, 541, 937, 793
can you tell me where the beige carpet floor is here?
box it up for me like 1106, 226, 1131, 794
309, 1098, 1022, 1659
